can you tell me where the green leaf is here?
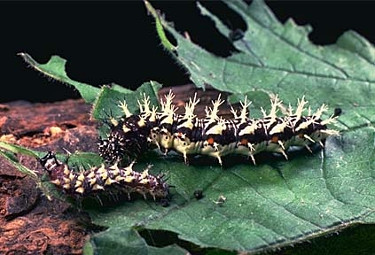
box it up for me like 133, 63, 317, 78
85, 228, 188, 255
0, 141, 40, 158
81, 0, 375, 253
92, 81, 161, 137
65, 152, 104, 171
18, 53, 100, 103
88, 137, 375, 253
144, 0, 176, 52
14, 1, 375, 253
92, 81, 161, 121
148, 0, 375, 129
227, 90, 272, 118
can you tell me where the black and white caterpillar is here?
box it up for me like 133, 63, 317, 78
39, 152, 170, 201
98, 91, 339, 165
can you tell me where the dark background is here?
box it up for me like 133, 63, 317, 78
1, 1, 374, 103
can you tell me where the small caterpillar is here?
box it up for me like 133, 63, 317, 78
39, 152, 170, 202
98, 92, 339, 165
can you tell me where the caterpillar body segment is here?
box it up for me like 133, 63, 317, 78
98, 92, 338, 165
39, 152, 170, 201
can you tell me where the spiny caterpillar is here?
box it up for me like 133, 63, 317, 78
39, 152, 170, 202
98, 92, 339, 165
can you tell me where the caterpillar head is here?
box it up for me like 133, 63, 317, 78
99, 114, 154, 163
39, 151, 68, 182
98, 126, 144, 163
39, 151, 61, 172
151, 174, 171, 200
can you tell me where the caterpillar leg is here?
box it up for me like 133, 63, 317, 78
249, 153, 256, 165
305, 145, 313, 153
273, 147, 288, 160
280, 149, 288, 160
210, 151, 223, 166
213, 142, 220, 152
277, 140, 285, 150
217, 155, 223, 166
183, 152, 189, 165
319, 141, 324, 148
303, 134, 316, 144
247, 142, 255, 152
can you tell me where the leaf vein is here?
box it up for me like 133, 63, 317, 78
225, 56, 375, 84
230, 171, 322, 231
242, 11, 351, 80
212, 208, 288, 242
337, 39, 375, 67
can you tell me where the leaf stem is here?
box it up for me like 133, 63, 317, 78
144, 0, 176, 52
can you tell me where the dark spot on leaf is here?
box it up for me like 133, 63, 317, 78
229, 28, 245, 41
194, 189, 204, 200
160, 198, 170, 207
334, 108, 342, 117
